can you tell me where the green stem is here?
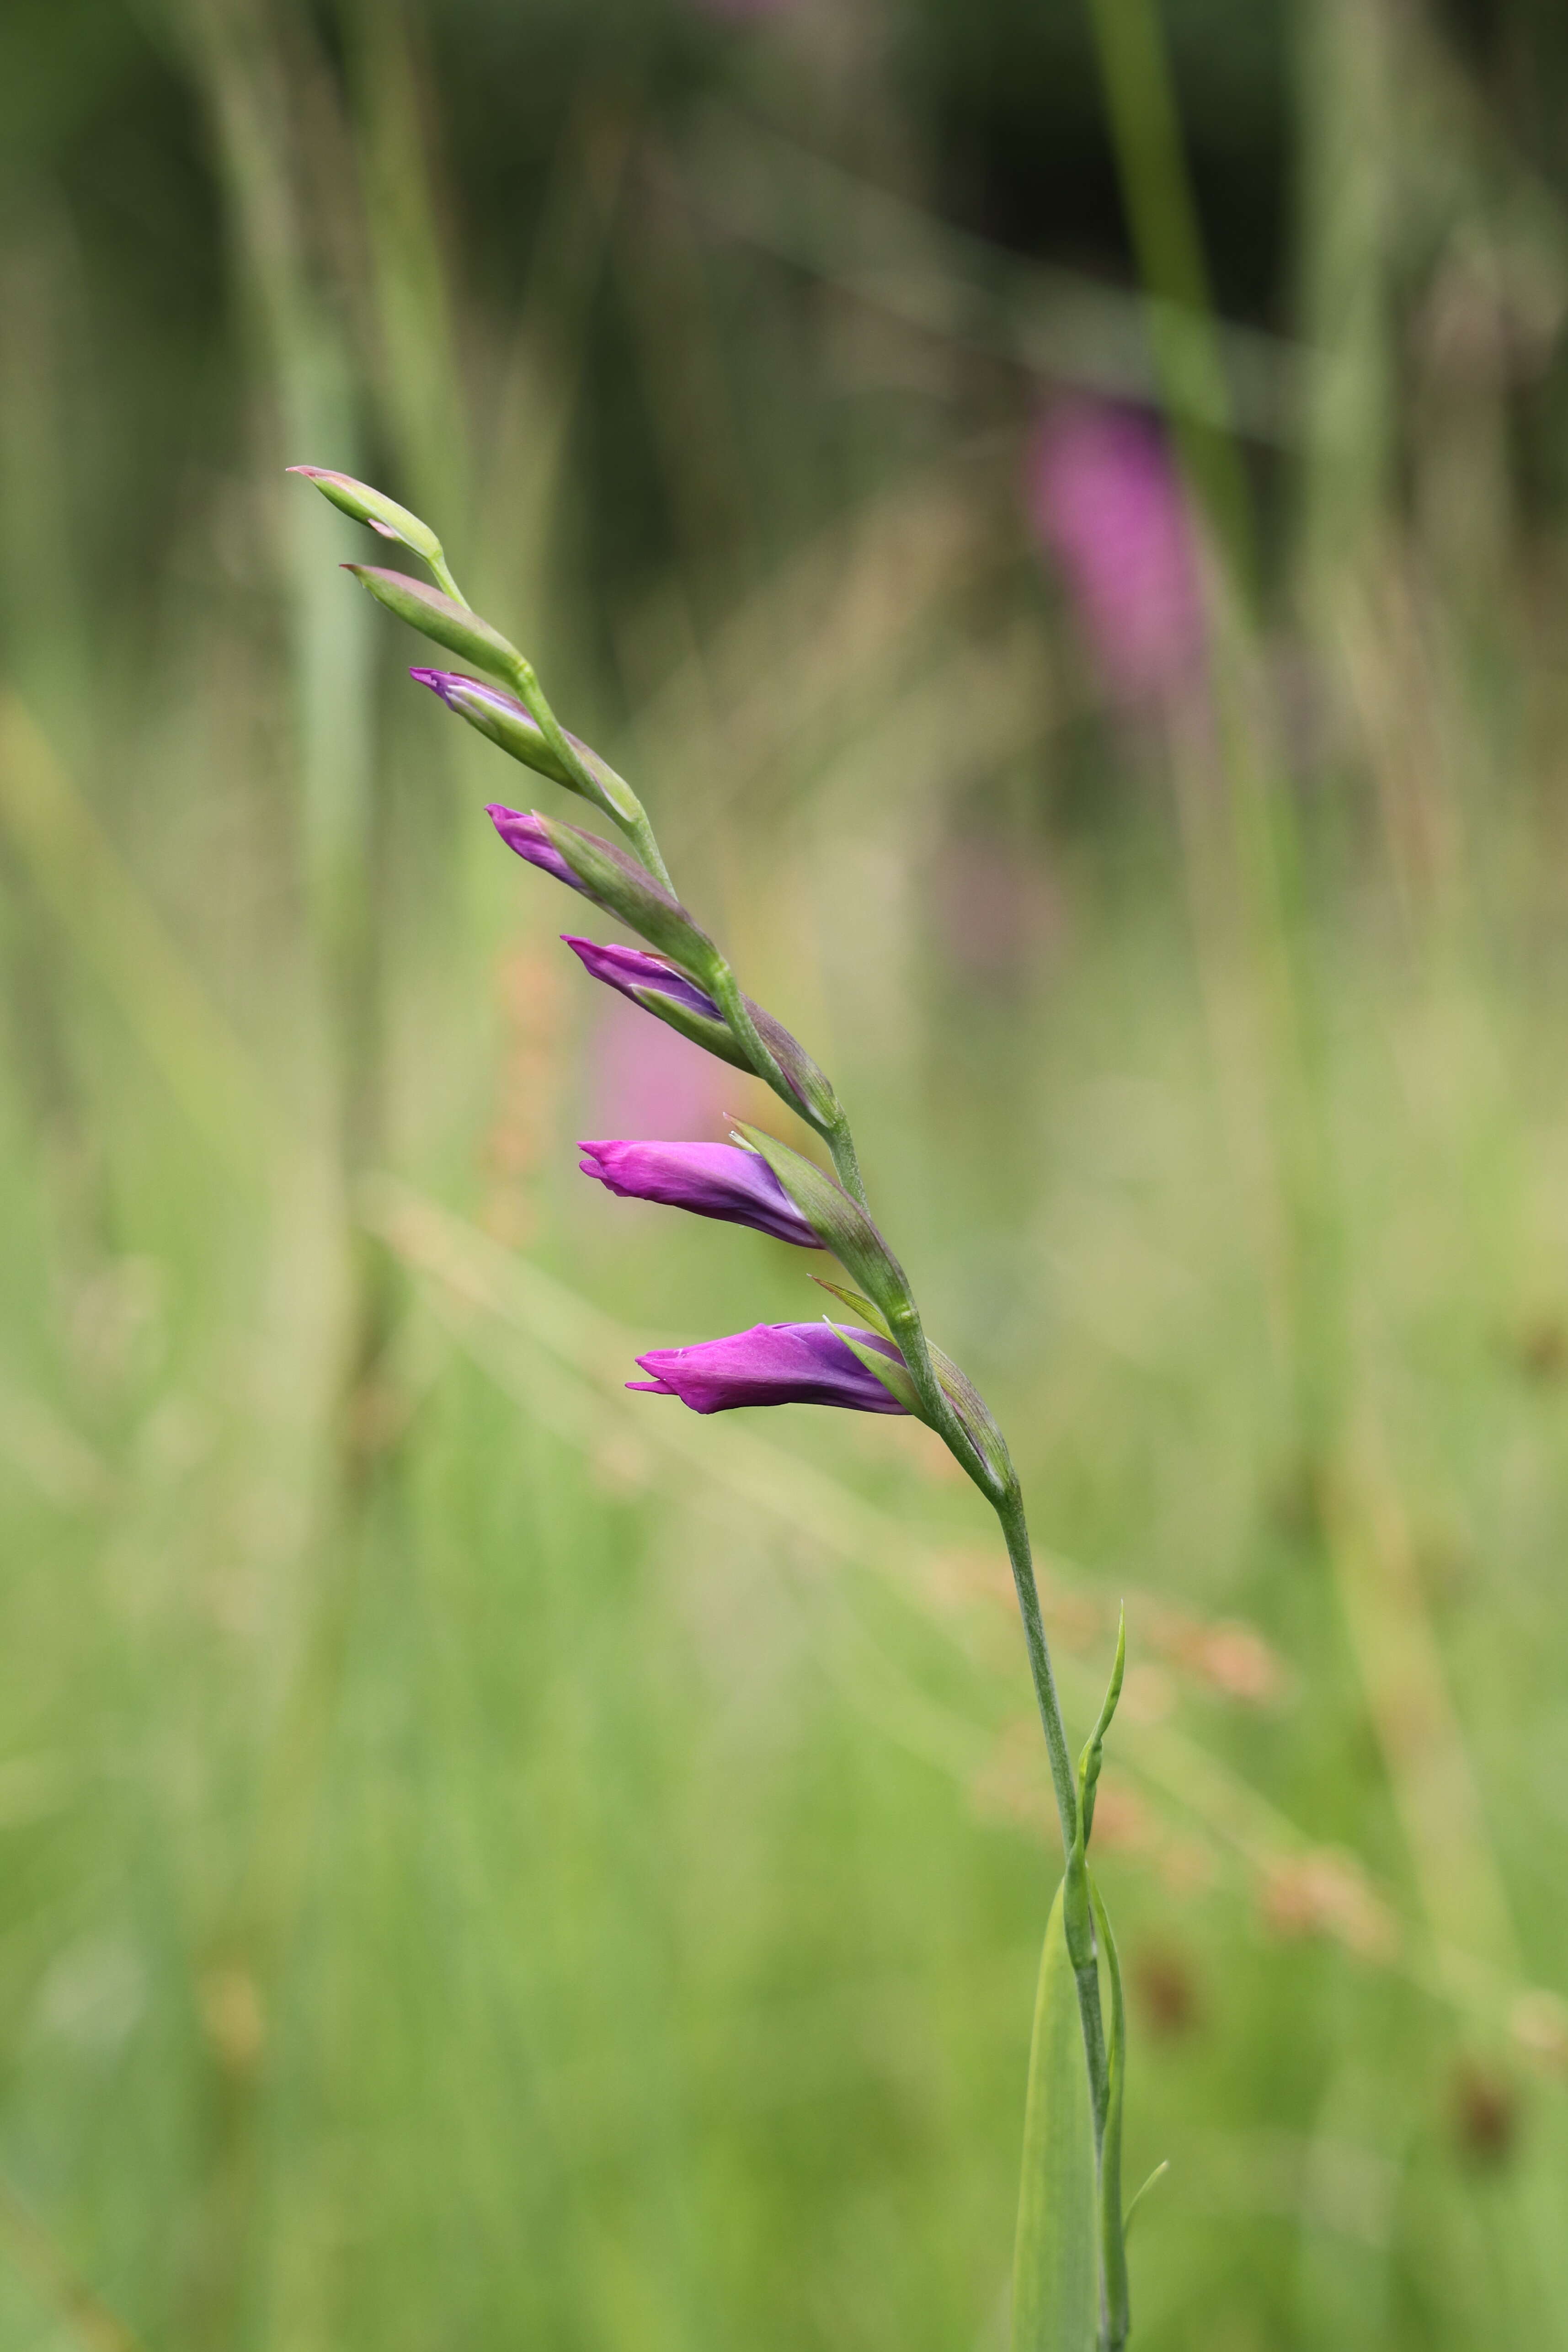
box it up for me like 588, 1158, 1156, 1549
623, 806, 676, 894
429, 555, 469, 608
997, 1485, 1111, 2145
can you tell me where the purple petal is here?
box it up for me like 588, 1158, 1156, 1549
562, 934, 723, 1023
579, 1140, 822, 1248
414, 667, 528, 723
486, 804, 590, 894
630, 1322, 909, 1415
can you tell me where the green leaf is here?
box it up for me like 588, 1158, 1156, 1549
1092, 1877, 1131, 2348
1077, 1607, 1127, 1851
1012, 1880, 1100, 2352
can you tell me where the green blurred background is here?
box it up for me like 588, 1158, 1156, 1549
5, 0, 1568, 2345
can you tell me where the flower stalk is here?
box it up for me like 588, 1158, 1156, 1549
293, 464, 1136, 2349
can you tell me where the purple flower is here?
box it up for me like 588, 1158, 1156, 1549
1026, 401, 1203, 706
580, 1139, 823, 1248
629, 1322, 909, 1415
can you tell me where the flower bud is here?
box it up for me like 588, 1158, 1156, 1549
489, 805, 715, 976
346, 565, 524, 683
289, 468, 448, 571
562, 936, 751, 1072
579, 1140, 823, 1248
629, 1322, 911, 1415
411, 669, 639, 828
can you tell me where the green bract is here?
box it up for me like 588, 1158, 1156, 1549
730, 1123, 915, 1334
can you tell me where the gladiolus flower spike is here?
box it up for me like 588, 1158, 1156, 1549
297, 464, 1138, 2351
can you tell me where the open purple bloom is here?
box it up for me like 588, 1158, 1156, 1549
580, 1140, 824, 1248
630, 1322, 909, 1415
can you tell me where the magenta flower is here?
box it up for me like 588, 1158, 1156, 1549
1026, 400, 1203, 706
580, 1140, 824, 1248
629, 1322, 909, 1415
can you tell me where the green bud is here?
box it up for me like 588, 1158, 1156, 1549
345, 565, 524, 683
412, 669, 640, 827
290, 468, 450, 574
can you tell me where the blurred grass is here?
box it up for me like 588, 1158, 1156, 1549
5, 2, 1568, 2348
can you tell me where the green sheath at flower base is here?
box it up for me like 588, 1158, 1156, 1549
825, 1320, 923, 1415
290, 469, 466, 600
811, 1277, 1016, 1488
730, 1125, 915, 1331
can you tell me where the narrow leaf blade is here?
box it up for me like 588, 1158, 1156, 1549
1012, 1881, 1099, 2352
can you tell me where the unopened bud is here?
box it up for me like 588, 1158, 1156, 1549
489, 806, 715, 976
289, 467, 448, 572
412, 669, 638, 827
346, 565, 523, 683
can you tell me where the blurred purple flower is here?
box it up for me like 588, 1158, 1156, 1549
630, 1322, 908, 1414
1027, 401, 1204, 705
563, 935, 724, 1028
587, 995, 732, 1140
580, 1139, 823, 1248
